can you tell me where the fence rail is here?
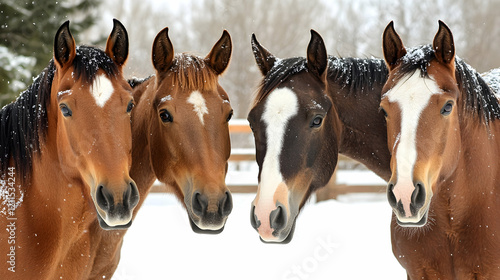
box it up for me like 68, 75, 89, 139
151, 120, 387, 201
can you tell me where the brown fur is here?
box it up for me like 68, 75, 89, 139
382, 21, 500, 279
248, 31, 391, 243
88, 29, 234, 277
0, 21, 135, 279
162, 53, 219, 92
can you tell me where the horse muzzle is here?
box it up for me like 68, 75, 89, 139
94, 180, 139, 230
186, 190, 233, 234
250, 200, 297, 244
387, 181, 430, 227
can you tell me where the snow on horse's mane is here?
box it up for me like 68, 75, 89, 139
482, 68, 500, 99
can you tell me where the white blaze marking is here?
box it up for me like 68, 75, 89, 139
258, 88, 298, 204
384, 70, 441, 217
91, 74, 114, 107
187, 91, 208, 125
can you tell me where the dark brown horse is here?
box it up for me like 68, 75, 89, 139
380, 21, 500, 279
0, 20, 138, 279
248, 30, 391, 243
129, 27, 233, 234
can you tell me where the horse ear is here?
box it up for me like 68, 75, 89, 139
306, 29, 328, 80
105, 19, 129, 68
251, 33, 277, 76
54, 20, 76, 69
433, 20, 455, 66
152, 27, 174, 73
206, 30, 232, 75
382, 21, 407, 70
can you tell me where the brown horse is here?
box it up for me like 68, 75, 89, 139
86, 28, 234, 280
129, 27, 233, 233
0, 20, 138, 279
248, 30, 391, 243
380, 21, 500, 279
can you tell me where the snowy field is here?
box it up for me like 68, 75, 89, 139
112, 192, 407, 280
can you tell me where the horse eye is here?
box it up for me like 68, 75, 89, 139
159, 109, 173, 123
60, 104, 72, 117
441, 102, 453, 116
226, 110, 234, 122
379, 107, 388, 118
311, 116, 323, 128
126, 100, 135, 113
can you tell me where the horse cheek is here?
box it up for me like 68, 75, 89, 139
148, 121, 170, 182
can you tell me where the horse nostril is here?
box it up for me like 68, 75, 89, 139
250, 205, 261, 230
192, 192, 208, 217
412, 182, 426, 208
269, 205, 287, 233
123, 181, 139, 209
387, 182, 397, 208
96, 185, 113, 211
219, 191, 233, 217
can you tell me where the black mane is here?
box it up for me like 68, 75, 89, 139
395, 45, 500, 124
328, 57, 388, 95
0, 45, 120, 180
255, 57, 307, 104
255, 56, 388, 104
128, 75, 153, 89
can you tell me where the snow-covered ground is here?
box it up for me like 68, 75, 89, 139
112, 192, 406, 279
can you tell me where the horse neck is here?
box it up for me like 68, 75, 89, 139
453, 119, 500, 193
130, 78, 157, 202
328, 78, 391, 181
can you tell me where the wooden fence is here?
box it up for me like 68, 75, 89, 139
151, 119, 387, 201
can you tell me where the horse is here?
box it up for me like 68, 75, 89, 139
248, 30, 392, 243
0, 20, 138, 279
129, 27, 233, 233
380, 21, 500, 279
85, 27, 234, 280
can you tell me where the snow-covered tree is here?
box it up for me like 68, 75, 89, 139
0, 0, 100, 106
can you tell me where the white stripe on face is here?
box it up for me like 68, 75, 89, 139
385, 70, 441, 217
91, 74, 114, 108
258, 87, 298, 203
187, 91, 208, 125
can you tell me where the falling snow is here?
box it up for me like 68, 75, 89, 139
0, 46, 36, 93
